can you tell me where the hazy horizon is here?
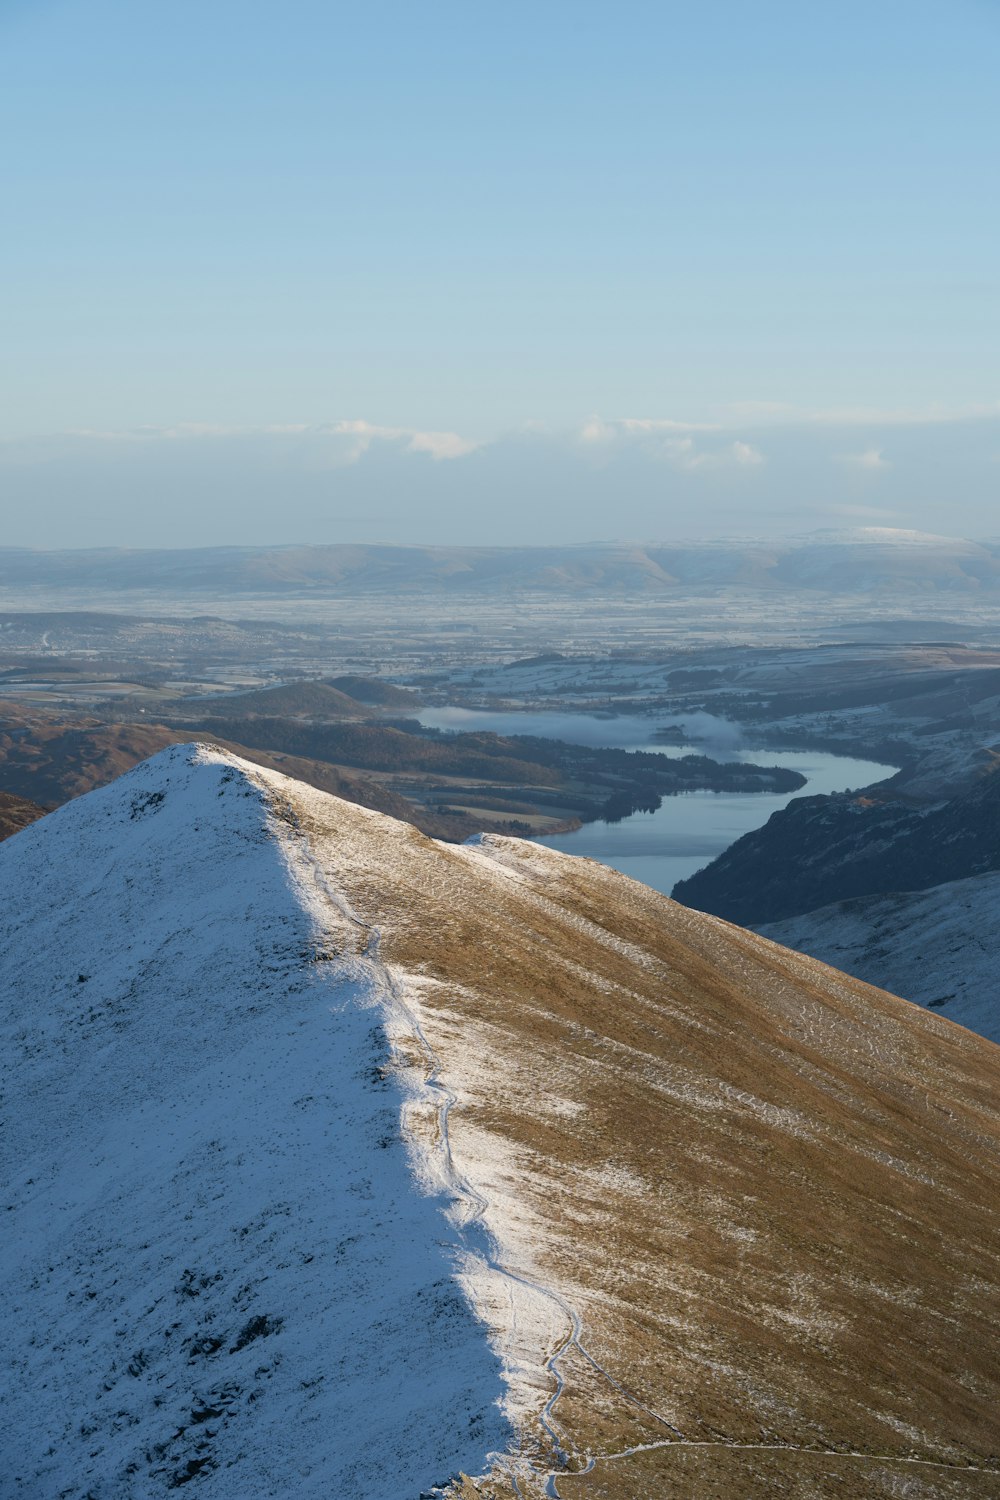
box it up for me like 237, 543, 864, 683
2, 1, 998, 546
3, 409, 1000, 549
4, 520, 1000, 555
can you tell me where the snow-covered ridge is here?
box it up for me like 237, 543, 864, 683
0, 744, 513, 1499
6, 742, 1000, 1498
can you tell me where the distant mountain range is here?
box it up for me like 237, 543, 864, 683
4, 528, 1000, 595
4, 744, 999, 1495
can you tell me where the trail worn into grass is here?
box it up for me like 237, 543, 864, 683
278, 768, 1000, 1498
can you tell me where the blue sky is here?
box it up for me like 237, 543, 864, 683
1, 0, 998, 545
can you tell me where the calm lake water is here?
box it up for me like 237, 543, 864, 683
418, 707, 897, 897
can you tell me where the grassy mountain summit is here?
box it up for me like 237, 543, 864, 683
2, 744, 998, 1498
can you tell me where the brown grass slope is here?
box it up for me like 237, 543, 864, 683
281, 784, 1000, 1499
0, 714, 416, 823
179, 679, 369, 718
327, 673, 419, 707
0, 712, 546, 841
0, 788, 47, 840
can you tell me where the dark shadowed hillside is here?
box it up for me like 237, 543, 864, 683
673, 763, 1000, 925
327, 674, 419, 707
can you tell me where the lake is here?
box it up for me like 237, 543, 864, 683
418, 706, 897, 898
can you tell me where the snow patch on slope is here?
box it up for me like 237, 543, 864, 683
758, 872, 1000, 1045
0, 744, 511, 1499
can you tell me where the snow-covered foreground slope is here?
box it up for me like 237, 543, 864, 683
0, 746, 510, 1499
5, 744, 1000, 1499
758, 873, 1000, 1044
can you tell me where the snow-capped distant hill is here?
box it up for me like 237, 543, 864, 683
4, 745, 1000, 1498
758, 872, 1000, 1044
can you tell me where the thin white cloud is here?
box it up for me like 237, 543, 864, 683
827, 503, 906, 520
61, 423, 254, 442
840, 447, 890, 470
718, 400, 1000, 429
4, 408, 1000, 546
616, 416, 720, 434
311, 420, 480, 463
577, 416, 763, 470
822, 401, 1000, 428
405, 429, 477, 461
673, 438, 765, 470
2, 421, 480, 465
6, 400, 999, 465
578, 415, 613, 445
10, 416, 760, 474
715, 401, 797, 424
578, 415, 718, 446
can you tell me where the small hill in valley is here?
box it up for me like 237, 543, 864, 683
327, 674, 419, 707
181, 679, 369, 719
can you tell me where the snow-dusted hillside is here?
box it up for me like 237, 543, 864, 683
0, 746, 510, 1499
5, 744, 1000, 1499
758, 872, 1000, 1044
